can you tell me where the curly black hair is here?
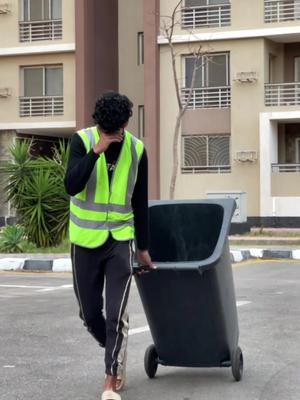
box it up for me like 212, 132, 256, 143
92, 91, 133, 134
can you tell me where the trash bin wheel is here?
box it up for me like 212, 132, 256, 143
231, 346, 243, 382
144, 344, 158, 378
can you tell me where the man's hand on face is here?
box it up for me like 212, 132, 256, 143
93, 131, 124, 155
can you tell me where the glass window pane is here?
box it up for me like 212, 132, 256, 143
185, 57, 203, 88
208, 136, 230, 166
207, 54, 227, 87
45, 67, 63, 96
23, 0, 29, 21
209, 0, 229, 4
295, 57, 300, 82
51, 0, 62, 19
43, 0, 50, 19
138, 105, 145, 138
185, 0, 207, 6
137, 32, 144, 65
24, 68, 44, 97
29, 0, 43, 21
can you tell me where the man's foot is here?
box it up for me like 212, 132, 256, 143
101, 390, 121, 400
102, 376, 121, 400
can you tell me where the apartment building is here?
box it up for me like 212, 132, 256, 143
0, 0, 145, 223
145, 0, 300, 223
1, 0, 300, 225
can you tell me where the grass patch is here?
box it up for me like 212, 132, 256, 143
238, 228, 300, 238
229, 239, 300, 247
0, 238, 70, 254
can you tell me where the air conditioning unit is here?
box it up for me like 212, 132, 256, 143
207, 191, 247, 223
0, 88, 12, 98
0, 3, 10, 14
234, 71, 258, 83
234, 150, 258, 163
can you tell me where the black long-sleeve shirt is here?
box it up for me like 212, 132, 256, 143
64, 133, 148, 250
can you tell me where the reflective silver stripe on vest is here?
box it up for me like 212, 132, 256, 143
70, 212, 133, 230
125, 135, 139, 205
85, 128, 98, 203
71, 197, 132, 214
74, 130, 140, 216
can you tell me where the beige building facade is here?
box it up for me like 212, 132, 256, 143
155, 0, 300, 222
1, 0, 300, 225
0, 0, 145, 224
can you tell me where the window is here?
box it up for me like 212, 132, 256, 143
182, 135, 230, 173
183, 54, 230, 108
23, 65, 63, 96
138, 105, 145, 138
295, 57, 300, 82
269, 54, 276, 84
295, 137, 300, 163
183, 0, 231, 28
185, 53, 229, 88
21, 0, 62, 21
19, 0, 62, 42
20, 65, 63, 116
137, 32, 144, 65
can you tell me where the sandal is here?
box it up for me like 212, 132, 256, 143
101, 390, 121, 400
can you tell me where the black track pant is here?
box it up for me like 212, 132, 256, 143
71, 236, 133, 376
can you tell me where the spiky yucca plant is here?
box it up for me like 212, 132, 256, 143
0, 225, 25, 253
0, 139, 70, 248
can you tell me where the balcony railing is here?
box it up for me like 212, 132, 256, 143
265, 83, 300, 106
19, 19, 62, 42
182, 165, 231, 174
265, 0, 300, 23
181, 86, 231, 109
20, 96, 64, 117
272, 163, 300, 172
181, 4, 231, 29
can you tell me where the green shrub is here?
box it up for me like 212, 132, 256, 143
0, 140, 70, 248
0, 225, 25, 253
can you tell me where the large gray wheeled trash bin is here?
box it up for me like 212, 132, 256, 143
134, 199, 243, 381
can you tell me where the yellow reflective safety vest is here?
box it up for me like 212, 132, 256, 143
69, 126, 144, 248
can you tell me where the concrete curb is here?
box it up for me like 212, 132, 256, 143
0, 257, 71, 272
0, 249, 299, 272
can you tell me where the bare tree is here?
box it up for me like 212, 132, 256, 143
161, 0, 209, 199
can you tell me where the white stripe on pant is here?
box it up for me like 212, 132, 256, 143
71, 236, 133, 376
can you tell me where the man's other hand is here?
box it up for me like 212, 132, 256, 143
136, 250, 156, 274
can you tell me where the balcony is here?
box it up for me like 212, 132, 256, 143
19, 96, 64, 117
181, 86, 231, 109
265, 0, 300, 23
19, 20, 63, 42
265, 83, 300, 106
181, 3, 231, 29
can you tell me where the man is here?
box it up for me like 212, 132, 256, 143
64, 92, 154, 400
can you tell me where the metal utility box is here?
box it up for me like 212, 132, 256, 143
206, 191, 247, 223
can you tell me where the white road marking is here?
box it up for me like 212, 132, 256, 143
129, 326, 150, 336
128, 301, 251, 336
3, 365, 15, 368
0, 283, 73, 294
237, 300, 252, 307
0, 284, 50, 289
37, 284, 73, 292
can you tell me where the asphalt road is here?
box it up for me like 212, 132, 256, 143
0, 260, 299, 400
